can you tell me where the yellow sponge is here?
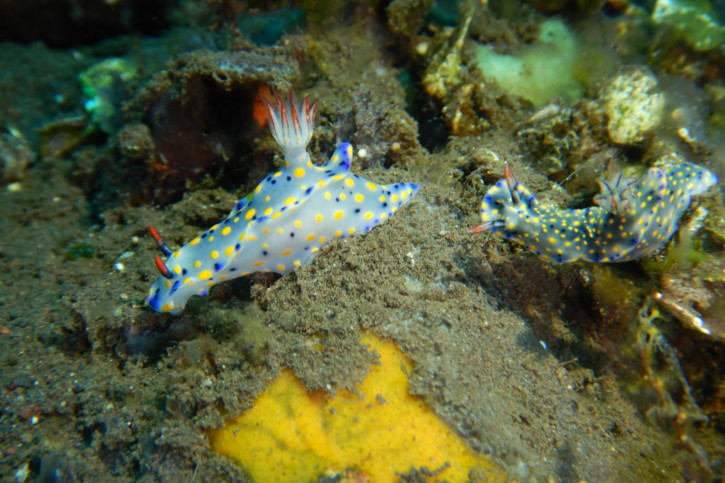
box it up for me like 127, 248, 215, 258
208, 333, 507, 482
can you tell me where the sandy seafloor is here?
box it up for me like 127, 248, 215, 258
0, 1, 724, 481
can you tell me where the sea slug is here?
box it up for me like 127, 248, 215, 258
148, 90, 419, 314
471, 154, 717, 263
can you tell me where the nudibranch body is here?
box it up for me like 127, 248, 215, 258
148, 91, 419, 314
471, 154, 717, 263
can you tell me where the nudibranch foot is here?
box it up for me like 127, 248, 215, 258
472, 154, 717, 264
147, 89, 419, 315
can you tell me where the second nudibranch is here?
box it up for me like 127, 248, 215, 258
471, 155, 717, 263
148, 91, 419, 314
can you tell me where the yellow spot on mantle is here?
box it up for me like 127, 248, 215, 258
208, 334, 505, 483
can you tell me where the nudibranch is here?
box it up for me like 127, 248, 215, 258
471, 154, 717, 263
148, 91, 419, 314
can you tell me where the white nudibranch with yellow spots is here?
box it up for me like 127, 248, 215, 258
471, 154, 717, 263
148, 91, 419, 314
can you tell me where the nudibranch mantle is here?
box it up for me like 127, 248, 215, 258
148, 91, 419, 314
471, 154, 717, 263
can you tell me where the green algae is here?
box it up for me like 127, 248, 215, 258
652, 0, 725, 51
78, 57, 137, 134
474, 19, 582, 106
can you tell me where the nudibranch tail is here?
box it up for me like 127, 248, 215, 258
261, 90, 318, 166
472, 155, 717, 263
147, 88, 419, 315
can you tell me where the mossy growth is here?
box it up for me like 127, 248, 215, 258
199, 303, 273, 366
589, 264, 650, 328
641, 206, 713, 274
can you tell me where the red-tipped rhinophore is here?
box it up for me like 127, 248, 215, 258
149, 226, 172, 256
503, 163, 520, 204
154, 256, 173, 279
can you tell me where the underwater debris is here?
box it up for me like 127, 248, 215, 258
669, 99, 711, 156
419, 20, 482, 137
471, 153, 718, 262
654, 271, 724, 340
421, 4, 473, 99
0, 126, 33, 183
631, 298, 707, 422
37, 116, 90, 159
628, 297, 719, 483
208, 333, 506, 482
602, 66, 666, 145
654, 289, 711, 336
147, 90, 419, 314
